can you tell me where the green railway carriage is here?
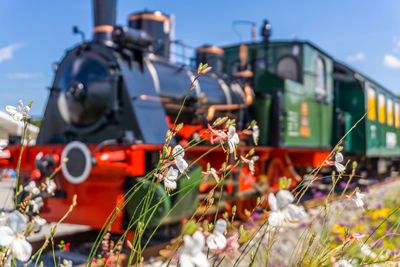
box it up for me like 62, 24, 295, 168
333, 63, 400, 174
223, 41, 334, 150
221, 37, 400, 176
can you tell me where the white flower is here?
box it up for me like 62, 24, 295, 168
6, 211, 28, 233
285, 204, 307, 222
30, 197, 44, 213
0, 226, 32, 262
46, 179, 57, 195
275, 190, 295, 209
32, 216, 46, 227
179, 231, 209, 267
30, 215, 46, 232
268, 193, 286, 227
6, 100, 31, 121
353, 192, 366, 208
248, 156, 259, 175
60, 259, 73, 267
164, 167, 179, 192
337, 259, 354, 267
207, 167, 220, 183
173, 145, 189, 176
241, 156, 259, 175
360, 244, 377, 259
228, 126, 240, 155
252, 125, 259, 145
24, 181, 40, 195
207, 219, 227, 251
0, 212, 7, 226
202, 167, 220, 183
172, 144, 185, 158
268, 190, 306, 227
327, 152, 345, 173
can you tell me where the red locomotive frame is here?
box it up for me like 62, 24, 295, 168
1, 142, 329, 233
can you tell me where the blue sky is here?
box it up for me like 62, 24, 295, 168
1, 0, 400, 116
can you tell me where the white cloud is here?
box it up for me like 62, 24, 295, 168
6, 72, 41, 80
346, 52, 365, 63
383, 54, 400, 68
0, 44, 23, 63
393, 40, 400, 53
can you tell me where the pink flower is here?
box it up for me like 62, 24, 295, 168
207, 124, 228, 145
227, 126, 240, 155
241, 155, 259, 175
224, 234, 240, 260
202, 167, 220, 183
208, 233, 240, 261
207, 219, 227, 251
349, 233, 365, 240
344, 233, 365, 244
325, 152, 345, 173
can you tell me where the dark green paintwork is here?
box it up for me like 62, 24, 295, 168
332, 78, 366, 154
254, 96, 271, 146
365, 84, 400, 157
333, 64, 400, 158
224, 41, 334, 148
223, 40, 399, 159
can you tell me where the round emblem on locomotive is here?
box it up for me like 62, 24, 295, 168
61, 141, 92, 184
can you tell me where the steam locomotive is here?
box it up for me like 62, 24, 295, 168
2, 0, 399, 232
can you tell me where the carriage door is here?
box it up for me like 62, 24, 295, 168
366, 87, 379, 152
315, 56, 328, 147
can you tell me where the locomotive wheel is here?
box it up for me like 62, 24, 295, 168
236, 198, 257, 220
266, 157, 286, 191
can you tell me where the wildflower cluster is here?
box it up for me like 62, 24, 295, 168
0, 101, 76, 266
6, 100, 32, 122
268, 189, 307, 227
0, 179, 57, 264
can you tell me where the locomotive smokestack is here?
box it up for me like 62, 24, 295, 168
93, 0, 116, 42
128, 11, 171, 59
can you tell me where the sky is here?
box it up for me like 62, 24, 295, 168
1, 0, 400, 116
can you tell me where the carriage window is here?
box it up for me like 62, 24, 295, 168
276, 56, 298, 81
367, 87, 377, 121
315, 56, 326, 96
395, 103, 400, 128
378, 93, 386, 124
387, 98, 394, 126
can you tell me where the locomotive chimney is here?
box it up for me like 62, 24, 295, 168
196, 45, 224, 75
92, 0, 117, 42
128, 11, 171, 59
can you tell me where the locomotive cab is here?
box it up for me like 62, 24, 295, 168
223, 41, 334, 149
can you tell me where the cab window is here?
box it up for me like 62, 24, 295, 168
315, 56, 326, 96
378, 93, 386, 124
367, 87, 377, 121
276, 56, 298, 81
387, 98, 394, 126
